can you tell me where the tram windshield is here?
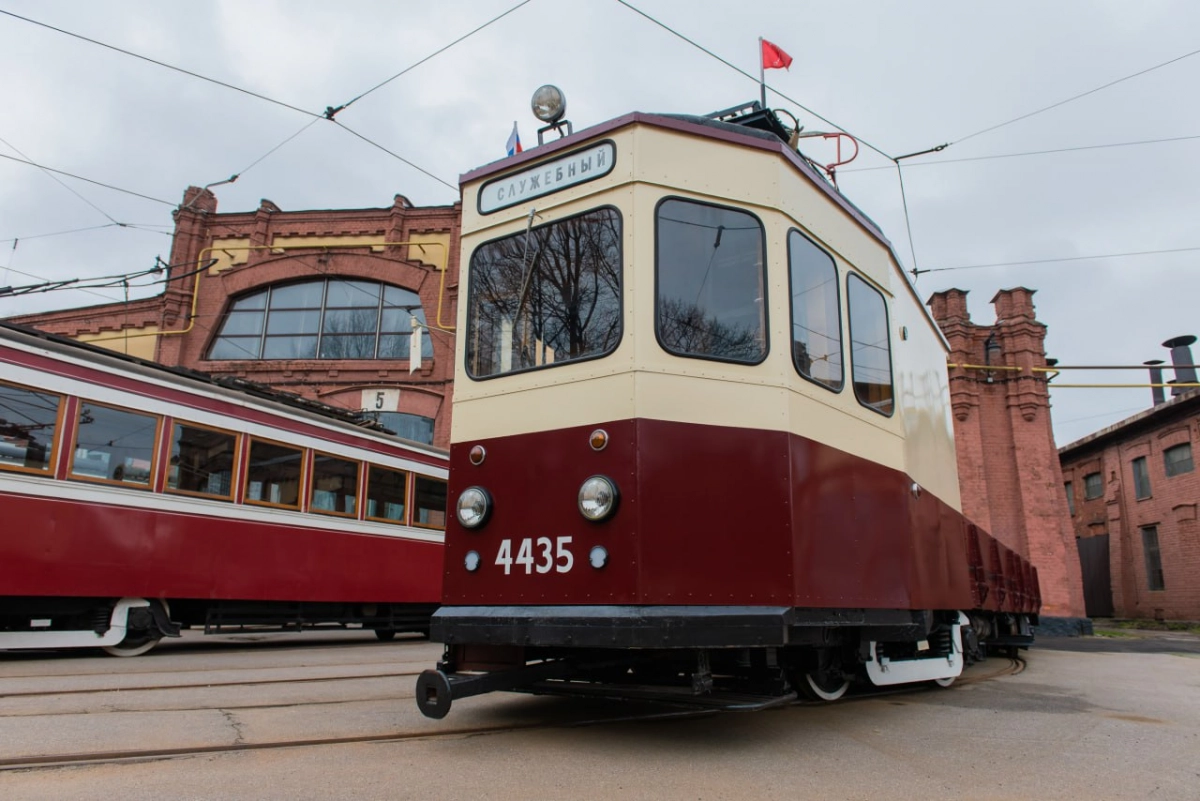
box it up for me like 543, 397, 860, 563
466, 207, 622, 378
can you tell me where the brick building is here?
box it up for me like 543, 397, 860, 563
928, 287, 1089, 632
1060, 376, 1200, 621
7, 186, 461, 448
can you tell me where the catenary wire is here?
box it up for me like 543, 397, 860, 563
332, 121, 458, 192
918, 245, 1200, 275
953, 45, 1200, 145
0, 9, 322, 120
0, 134, 122, 225
0, 152, 177, 206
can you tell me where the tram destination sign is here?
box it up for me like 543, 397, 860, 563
479, 141, 616, 214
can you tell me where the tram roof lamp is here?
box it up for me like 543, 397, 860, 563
532, 85, 566, 123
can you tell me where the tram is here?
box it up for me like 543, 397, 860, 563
416, 92, 1038, 717
0, 321, 446, 655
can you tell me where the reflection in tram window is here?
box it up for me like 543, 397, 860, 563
167, 423, 236, 499
245, 439, 302, 507
0, 382, 61, 472
656, 198, 767, 364
71, 404, 158, 485
413, 475, 447, 529
466, 207, 622, 378
788, 231, 843, 392
847, 274, 894, 416
366, 465, 408, 524
310, 453, 360, 516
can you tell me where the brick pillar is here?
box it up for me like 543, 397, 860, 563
158, 186, 217, 364
929, 287, 1088, 629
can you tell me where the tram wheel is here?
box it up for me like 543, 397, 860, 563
800, 671, 850, 702
102, 634, 161, 657
932, 675, 957, 688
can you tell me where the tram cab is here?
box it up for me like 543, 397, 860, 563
418, 92, 1035, 718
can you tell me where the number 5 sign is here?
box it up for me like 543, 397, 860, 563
362, 388, 400, 412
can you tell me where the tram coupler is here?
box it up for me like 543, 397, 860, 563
415, 659, 577, 719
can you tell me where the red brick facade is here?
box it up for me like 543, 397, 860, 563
928, 288, 1086, 622
8, 187, 461, 449
1060, 391, 1200, 620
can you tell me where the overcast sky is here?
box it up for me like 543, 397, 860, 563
1, 0, 1196, 445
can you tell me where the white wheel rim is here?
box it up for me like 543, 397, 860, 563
805, 673, 850, 701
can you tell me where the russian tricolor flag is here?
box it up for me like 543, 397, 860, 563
506, 121, 522, 157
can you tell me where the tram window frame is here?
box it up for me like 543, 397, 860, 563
164, 421, 239, 501
654, 196, 769, 366
308, 450, 361, 518
464, 205, 624, 380
365, 464, 409, 525
244, 437, 304, 510
787, 229, 843, 392
68, 401, 161, 488
0, 380, 64, 476
412, 475, 448, 531
846, 273, 895, 417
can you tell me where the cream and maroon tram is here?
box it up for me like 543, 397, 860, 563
416, 95, 1038, 717
0, 321, 446, 656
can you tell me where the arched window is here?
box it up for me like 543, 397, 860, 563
207, 280, 434, 361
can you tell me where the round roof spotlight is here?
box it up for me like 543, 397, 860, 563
468, 445, 487, 466
589, 429, 609, 451
456, 486, 492, 529
464, 551, 481, 572
531, 84, 567, 124
589, 545, 608, 570
578, 475, 619, 522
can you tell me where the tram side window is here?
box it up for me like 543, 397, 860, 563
365, 465, 407, 524
788, 230, 843, 391
245, 439, 302, 508
413, 475, 447, 530
0, 382, 61, 473
310, 453, 360, 516
466, 207, 623, 378
846, 274, 894, 416
167, 423, 236, 499
656, 198, 767, 364
71, 403, 158, 485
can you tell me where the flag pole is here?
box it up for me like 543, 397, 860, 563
758, 37, 766, 108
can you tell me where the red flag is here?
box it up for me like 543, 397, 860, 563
761, 38, 793, 70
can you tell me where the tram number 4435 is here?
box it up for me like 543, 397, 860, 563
496, 537, 573, 575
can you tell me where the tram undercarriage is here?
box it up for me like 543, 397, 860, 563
416, 606, 1035, 718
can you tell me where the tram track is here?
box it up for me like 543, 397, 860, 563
0, 657, 1026, 772
0, 668, 424, 699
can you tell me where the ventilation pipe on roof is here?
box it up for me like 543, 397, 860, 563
1145, 360, 1166, 406
1163, 335, 1198, 397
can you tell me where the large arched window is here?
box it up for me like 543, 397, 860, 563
207, 280, 434, 361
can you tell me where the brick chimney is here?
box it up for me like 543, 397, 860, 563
928, 287, 1088, 632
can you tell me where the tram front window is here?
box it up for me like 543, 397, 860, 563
655, 198, 767, 364
466, 207, 622, 378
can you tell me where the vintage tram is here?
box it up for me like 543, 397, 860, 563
416, 94, 1038, 718
0, 321, 446, 655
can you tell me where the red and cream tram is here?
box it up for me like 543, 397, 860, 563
0, 322, 445, 655
416, 93, 1039, 717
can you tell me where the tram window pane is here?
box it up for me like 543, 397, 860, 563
245, 440, 302, 507
413, 475, 447, 529
167, 423, 236, 498
846, 274, 894, 416
72, 404, 157, 485
366, 465, 407, 523
788, 230, 843, 391
0, 382, 61, 472
656, 199, 766, 364
310, 453, 360, 516
466, 207, 623, 378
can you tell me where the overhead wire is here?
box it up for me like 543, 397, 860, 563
0, 152, 177, 206
0, 133, 123, 224
916, 245, 1200, 275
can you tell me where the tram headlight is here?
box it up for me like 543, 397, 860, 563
578, 475, 618, 522
456, 486, 492, 529
531, 84, 567, 123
